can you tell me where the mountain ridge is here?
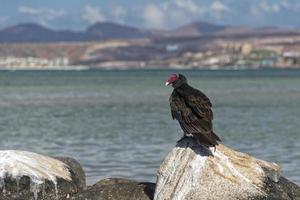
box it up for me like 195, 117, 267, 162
0, 21, 299, 43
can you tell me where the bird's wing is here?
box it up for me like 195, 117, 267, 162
169, 90, 197, 122
170, 90, 211, 133
184, 89, 214, 122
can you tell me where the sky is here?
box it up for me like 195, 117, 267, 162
1, 0, 300, 30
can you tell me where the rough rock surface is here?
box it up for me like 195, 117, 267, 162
72, 178, 155, 200
154, 137, 300, 200
55, 157, 86, 192
0, 151, 86, 200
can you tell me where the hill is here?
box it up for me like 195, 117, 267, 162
166, 21, 227, 37
1, 21, 300, 43
0, 22, 148, 43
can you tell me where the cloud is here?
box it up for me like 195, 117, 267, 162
209, 1, 230, 20
259, 1, 281, 13
18, 6, 65, 27
144, 0, 205, 28
111, 6, 127, 23
82, 5, 106, 24
250, 1, 283, 18
173, 0, 201, 14
250, 0, 300, 19
143, 4, 166, 28
210, 1, 229, 13
18, 6, 65, 24
279, 0, 291, 9
142, 0, 230, 28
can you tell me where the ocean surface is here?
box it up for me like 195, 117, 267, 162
0, 69, 299, 185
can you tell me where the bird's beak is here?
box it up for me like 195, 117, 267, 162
165, 81, 171, 86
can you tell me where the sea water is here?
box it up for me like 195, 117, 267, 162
0, 69, 299, 185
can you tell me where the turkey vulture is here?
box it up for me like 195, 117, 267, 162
166, 74, 221, 148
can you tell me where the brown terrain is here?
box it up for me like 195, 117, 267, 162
0, 21, 300, 69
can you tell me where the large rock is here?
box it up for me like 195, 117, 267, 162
0, 150, 86, 200
55, 157, 86, 192
154, 137, 300, 200
73, 178, 155, 200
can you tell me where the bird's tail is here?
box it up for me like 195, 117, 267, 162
211, 131, 221, 142
194, 131, 221, 148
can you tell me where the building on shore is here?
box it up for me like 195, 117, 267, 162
0, 57, 70, 70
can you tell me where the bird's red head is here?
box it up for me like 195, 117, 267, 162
165, 74, 179, 86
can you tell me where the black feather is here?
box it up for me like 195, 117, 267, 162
169, 75, 221, 148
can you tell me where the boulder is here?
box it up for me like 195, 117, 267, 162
154, 137, 300, 200
72, 178, 155, 200
55, 157, 86, 191
0, 150, 86, 200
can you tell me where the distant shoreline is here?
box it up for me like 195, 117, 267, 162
1, 67, 300, 79
0, 65, 90, 71
0, 66, 300, 71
